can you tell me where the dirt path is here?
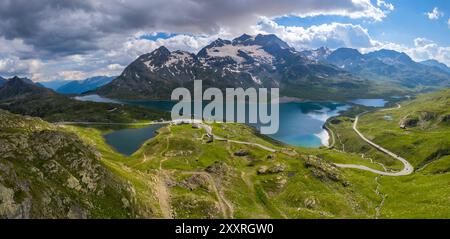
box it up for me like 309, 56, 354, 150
181, 171, 234, 218
154, 125, 173, 218
154, 171, 173, 218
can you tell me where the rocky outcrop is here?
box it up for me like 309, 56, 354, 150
0, 110, 138, 218
303, 155, 350, 186
400, 116, 419, 128
440, 114, 450, 123
234, 150, 250, 157
179, 175, 211, 191
257, 163, 286, 175
205, 161, 229, 176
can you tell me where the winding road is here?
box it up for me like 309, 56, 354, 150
334, 104, 414, 176
57, 106, 414, 176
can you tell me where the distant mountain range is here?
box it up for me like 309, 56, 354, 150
300, 47, 332, 62
0, 76, 6, 87
40, 76, 115, 94
0, 76, 44, 90
3, 33, 450, 102
97, 34, 396, 101
55, 76, 115, 94
0, 76, 167, 122
325, 48, 450, 88
96, 33, 450, 100
0, 76, 54, 101
420, 59, 450, 74
39, 80, 69, 90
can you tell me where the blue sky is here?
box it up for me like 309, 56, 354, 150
0, 0, 449, 81
274, 1, 449, 47
148, 1, 450, 47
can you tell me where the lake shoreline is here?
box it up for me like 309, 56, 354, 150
75, 94, 363, 149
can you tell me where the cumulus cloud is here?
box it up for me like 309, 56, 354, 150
367, 38, 450, 67
0, 57, 39, 76
408, 38, 450, 66
448, 18, 450, 28
255, 18, 377, 50
376, 0, 394, 11
414, 37, 434, 47
0, 0, 386, 57
7, 0, 450, 82
0, 0, 391, 81
426, 7, 444, 20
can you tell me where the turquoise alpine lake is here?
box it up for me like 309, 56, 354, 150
76, 95, 349, 150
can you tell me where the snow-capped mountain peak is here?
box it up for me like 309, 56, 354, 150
300, 47, 332, 62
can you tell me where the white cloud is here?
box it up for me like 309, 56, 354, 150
414, 38, 434, 47
0, 0, 392, 81
409, 38, 450, 66
426, 7, 444, 20
128, 34, 221, 54
448, 18, 450, 28
376, 0, 394, 11
0, 0, 388, 56
255, 18, 377, 50
57, 71, 90, 81
0, 56, 43, 78
368, 38, 450, 67
107, 64, 125, 71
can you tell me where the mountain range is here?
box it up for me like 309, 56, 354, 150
95, 34, 450, 100
96, 34, 391, 101
0, 76, 53, 101
325, 48, 450, 88
3, 34, 450, 102
0, 76, 167, 122
39, 76, 115, 94
420, 59, 450, 74
39, 80, 69, 90
0, 76, 6, 87
300, 46, 332, 62
1, 34, 450, 219
55, 76, 115, 94
0, 76, 44, 90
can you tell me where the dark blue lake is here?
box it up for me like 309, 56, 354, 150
103, 124, 165, 156
76, 95, 349, 151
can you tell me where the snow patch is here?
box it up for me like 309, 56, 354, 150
164, 51, 194, 67
143, 60, 157, 72
206, 44, 274, 65
249, 73, 262, 84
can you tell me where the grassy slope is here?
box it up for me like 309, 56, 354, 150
66, 122, 383, 219
337, 89, 450, 218
326, 117, 404, 171
0, 92, 169, 123
358, 89, 450, 168
5, 88, 450, 218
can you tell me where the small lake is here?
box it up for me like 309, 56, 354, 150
351, 99, 387, 107
77, 95, 349, 150
75, 94, 122, 104
104, 124, 165, 155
